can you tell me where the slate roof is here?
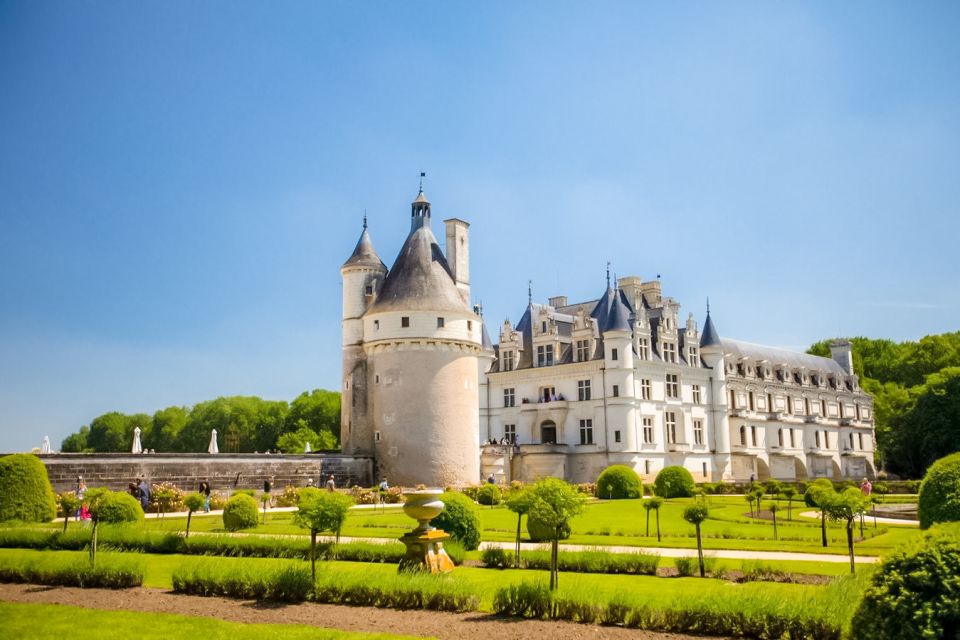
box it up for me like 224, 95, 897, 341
700, 312, 721, 348
342, 227, 386, 270
720, 339, 846, 375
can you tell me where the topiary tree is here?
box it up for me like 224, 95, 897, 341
477, 484, 502, 506
596, 465, 642, 499
222, 493, 259, 531
764, 479, 783, 502
745, 492, 757, 518
804, 478, 835, 547
526, 477, 586, 590
918, 452, 960, 529
768, 502, 780, 540
822, 487, 871, 574
654, 466, 695, 498
782, 486, 797, 521
86, 489, 143, 564
0, 454, 57, 523
647, 496, 664, 542
505, 488, 532, 567
850, 524, 960, 639
183, 493, 206, 539
433, 492, 481, 550
293, 487, 355, 582
682, 503, 709, 577
57, 492, 81, 533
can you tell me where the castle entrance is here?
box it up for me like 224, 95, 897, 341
540, 420, 557, 444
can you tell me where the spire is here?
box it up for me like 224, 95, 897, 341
363, 210, 367, 230
342, 219, 386, 270
606, 290, 632, 333
606, 261, 611, 289
410, 182, 431, 231
700, 301, 721, 348
528, 280, 533, 305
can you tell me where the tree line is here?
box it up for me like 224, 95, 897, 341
808, 331, 960, 478
60, 389, 341, 454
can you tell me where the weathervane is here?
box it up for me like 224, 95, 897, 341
606, 261, 611, 288
419, 171, 426, 191
363, 209, 367, 230
528, 280, 533, 305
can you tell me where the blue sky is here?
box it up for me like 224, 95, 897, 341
1, 1, 958, 452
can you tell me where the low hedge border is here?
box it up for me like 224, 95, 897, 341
481, 547, 660, 575
0, 554, 143, 589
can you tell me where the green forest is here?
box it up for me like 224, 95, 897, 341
60, 389, 340, 455
808, 330, 960, 478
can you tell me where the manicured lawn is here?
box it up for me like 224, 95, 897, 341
0, 602, 424, 640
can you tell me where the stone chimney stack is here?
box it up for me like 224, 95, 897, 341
829, 339, 854, 375
444, 218, 470, 303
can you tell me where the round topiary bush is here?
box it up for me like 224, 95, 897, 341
596, 465, 642, 499
918, 452, 960, 529
526, 507, 572, 542
222, 493, 259, 531
94, 491, 144, 524
850, 524, 960, 639
433, 492, 481, 550
477, 484, 502, 506
653, 466, 695, 498
0, 453, 57, 522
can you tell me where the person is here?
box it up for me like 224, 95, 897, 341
263, 476, 273, 507
306, 477, 314, 488
487, 473, 495, 485
75, 481, 87, 520
128, 482, 140, 500
749, 474, 755, 484
199, 479, 211, 512
378, 478, 388, 506
326, 474, 336, 492
860, 477, 873, 496
137, 477, 150, 512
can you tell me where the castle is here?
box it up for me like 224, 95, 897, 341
341, 190, 875, 487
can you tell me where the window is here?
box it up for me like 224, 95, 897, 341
401, 316, 410, 328
748, 391, 755, 411
467, 320, 472, 330
502, 350, 514, 371
663, 342, 676, 363
638, 337, 650, 360
786, 396, 793, 414
541, 321, 547, 334
612, 384, 620, 397
577, 379, 591, 401
374, 430, 381, 442
374, 320, 380, 331
692, 384, 702, 404
688, 346, 698, 366
858, 433, 864, 449
789, 428, 795, 448
503, 388, 515, 408
821, 399, 828, 417
642, 417, 654, 444
504, 424, 516, 444
665, 412, 677, 444
849, 433, 855, 450
815, 431, 821, 448
665, 374, 679, 399
540, 386, 556, 402
641, 379, 652, 400
751, 425, 758, 446
702, 462, 708, 477
437, 317, 445, 328
575, 339, 590, 362
614, 430, 621, 443
375, 374, 380, 384
693, 419, 703, 445
579, 419, 594, 445
365, 284, 373, 295
537, 344, 555, 367
739, 425, 747, 445
645, 459, 651, 475
777, 428, 784, 447
611, 347, 619, 361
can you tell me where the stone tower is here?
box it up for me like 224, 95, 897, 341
699, 308, 731, 480
341, 190, 483, 487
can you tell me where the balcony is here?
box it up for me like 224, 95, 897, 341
805, 416, 823, 424
765, 412, 783, 421
667, 442, 690, 453
839, 418, 853, 426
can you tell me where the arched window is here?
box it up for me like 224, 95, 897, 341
540, 421, 557, 444
739, 426, 747, 446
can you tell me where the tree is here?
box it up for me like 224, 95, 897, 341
682, 503, 709, 577
0, 454, 57, 523
654, 466, 695, 498
293, 487, 354, 583
764, 480, 783, 503
286, 389, 341, 442
433, 492, 482, 550
918, 451, 960, 529
86, 489, 143, 564
277, 425, 336, 453
888, 369, 960, 479
768, 503, 780, 540
804, 479, 834, 547
183, 493, 205, 539
596, 465, 642, 499
57, 492, 81, 533
822, 487, 871, 574
648, 496, 664, 542
505, 488, 533, 567
147, 406, 189, 452
782, 486, 797, 521
526, 478, 586, 590
85, 412, 132, 452
745, 493, 757, 518
60, 426, 91, 453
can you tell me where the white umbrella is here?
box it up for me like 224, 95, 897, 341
132, 427, 143, 454
40, 436, 51, 454
208, 429, 219, 454
304, 442, 312, 453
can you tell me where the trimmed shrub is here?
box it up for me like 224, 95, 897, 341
95, 491, 144, 524
0, 553, 143, 588
0, 453, 57, 522
481, 546, 510, 569
918, 452, 960, 529
432, 492, 481, 550
477, 484, 502, 506
523, 548, 660, 575
222, 493, 259, 531
654, 466, 695, 498
850, 524, 960, 639
596, 465, 642, 499
527, 511, 571, 542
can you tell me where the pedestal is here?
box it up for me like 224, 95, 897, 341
399, 529, 455, 574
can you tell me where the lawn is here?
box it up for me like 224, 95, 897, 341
0, 602, 425, 640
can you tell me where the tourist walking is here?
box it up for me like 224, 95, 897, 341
263, 476, 273, 507
860, 477, 872, 496
199, 479, 211, 512
326, 474, 336, 492
137, 477, 150, 512
378, 478, 388, 508
75, 480, 86, 520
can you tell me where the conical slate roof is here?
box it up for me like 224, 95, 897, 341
606, 292, 632, 333
368, 225, 470, 314
700, 312, 721, 348
481, 320, 494, 351
342, 227, 386, 270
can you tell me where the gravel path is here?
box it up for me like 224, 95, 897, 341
0, 584, 718, 640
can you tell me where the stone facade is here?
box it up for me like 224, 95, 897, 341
33, 453, 372, 493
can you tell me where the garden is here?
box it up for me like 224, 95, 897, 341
1, 452, 958, 640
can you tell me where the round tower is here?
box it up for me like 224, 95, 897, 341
601, 286, 636, 453
340, 218, 387, 456
362, 190, 482, 487
699, 305, 730, 480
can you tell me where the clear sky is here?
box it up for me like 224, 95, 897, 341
1, 1, 958, 452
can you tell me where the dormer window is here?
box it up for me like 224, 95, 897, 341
575, 339, 591, 362
537, 344, 555, 367
688, 347, 698, 366
502, 350, 515, 371
663, 342, 676, 363
638, 338, 650, 360
541, 321, 547, 334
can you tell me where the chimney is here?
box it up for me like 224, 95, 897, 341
548, 295, 568, 308
829, 340, 854, 375
444, 218, 470, 304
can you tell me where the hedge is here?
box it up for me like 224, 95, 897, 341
918, 452, 960, 529
654, 466, 695, 498
596, 465, 642, 499
0, 454, 57, 522
222, 494, 259, 531
432, 492, 481, 550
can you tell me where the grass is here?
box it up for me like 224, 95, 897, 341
0, 551, 143, 588
0, 602, 427, 640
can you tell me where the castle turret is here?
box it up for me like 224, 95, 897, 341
699, 305, 730, 479
358, 190, 482, 487
602, 287, 636, 453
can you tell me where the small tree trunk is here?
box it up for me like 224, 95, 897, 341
185, 511, 192, 539
656, 509, 661, 543
846, 520, 855, 574
310, 529, 317, 584
645, 510, 650, 537
859, 513, 864, 538
773, 511, 778, 540
821, 510, 828, 547
63, 516, 69, 534
787, 501, 792, 522
873, 505, 877, 529
515, 514, 522, 567
334, 527, 341, 560
695, 523, 704, 577
90, 522, 98, 565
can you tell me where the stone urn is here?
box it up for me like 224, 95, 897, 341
402, 489, 444, 533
